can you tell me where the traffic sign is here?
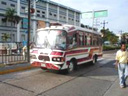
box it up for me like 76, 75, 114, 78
94, 10, 108, 18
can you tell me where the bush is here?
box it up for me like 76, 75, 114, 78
103, 45, 120, 51
126, 44, 128, 48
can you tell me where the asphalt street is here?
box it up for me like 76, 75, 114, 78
0, 50, 128, 96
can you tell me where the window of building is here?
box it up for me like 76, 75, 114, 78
37, 10, 40, 13
1, 1, 6, 5
49, 12, 52, 16
63, 16, 66, 19
69, 18, 70, 20
21, 6, 25, 9
10, 34, 15, 42
60, 16, 62, 18
37, 14, 40, 17
42, 11, 45, 14
42, 15, 45, 18
21, 34, 25, 41
54, 14, 56, 17
10, 4, 15, 7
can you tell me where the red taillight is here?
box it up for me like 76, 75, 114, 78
51, 51, 63, 56
32, 50, 38, 54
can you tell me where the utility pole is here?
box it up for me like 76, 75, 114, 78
119, 30, 123, 42
27, 0, 31, 62
101, 20, 108, 29
33, 0, 37, 42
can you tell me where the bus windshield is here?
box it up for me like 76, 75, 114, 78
36, 30, 67, 50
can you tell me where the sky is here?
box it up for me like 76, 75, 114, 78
52, 0, 128, 34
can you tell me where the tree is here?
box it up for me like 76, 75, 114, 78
1, 33, 10, 42
100, 28, 119, 44
2, 8, 21, 41
4, 8, 21, 25
122, 32, 128, 43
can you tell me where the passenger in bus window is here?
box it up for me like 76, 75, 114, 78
87, 36, 90, 45
68, 35, 77, 49
72, 37, 77, 47
85, 36, 87, 45
60, 35, 66, 49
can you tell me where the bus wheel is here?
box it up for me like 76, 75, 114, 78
61, 60, 77, 74
67, 60, 77, 73
68, 61, 74, 72
92, 55, 97, 64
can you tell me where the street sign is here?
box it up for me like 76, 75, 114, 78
82, 10, 108, 19
94, 10, 108, 18
22, 18, 28, 29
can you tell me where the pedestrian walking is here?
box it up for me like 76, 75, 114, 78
115, 42, 128, 88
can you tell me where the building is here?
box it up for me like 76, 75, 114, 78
0, 0, 81, 42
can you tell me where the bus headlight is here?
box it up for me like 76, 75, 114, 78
53, 57, 57, 61
57, 58, 61, 62
52, 57, 64, 62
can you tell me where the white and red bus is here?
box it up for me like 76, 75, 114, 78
30, 23, 103, 73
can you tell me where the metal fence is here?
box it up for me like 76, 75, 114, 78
0, 42, 28, 65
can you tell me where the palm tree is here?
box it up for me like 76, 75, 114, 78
2, 8, 21, 41
4, 8, 21, 25
1, 33, 10, 42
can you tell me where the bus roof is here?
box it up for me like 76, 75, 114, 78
37, 24, 100, 35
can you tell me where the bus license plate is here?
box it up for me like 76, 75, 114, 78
41, 63, 46, 67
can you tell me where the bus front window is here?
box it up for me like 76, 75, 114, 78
36, 30, 67, 50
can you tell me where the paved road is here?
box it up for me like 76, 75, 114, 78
0, 51, 127, 96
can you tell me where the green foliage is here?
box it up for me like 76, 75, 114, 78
3, 8, 21, 25
126, 44, 128, 48
101, 28, 118, 44
1, 33, 10, 42
103, 45, 120, 51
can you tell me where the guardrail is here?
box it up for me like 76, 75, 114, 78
0, 50, 28, 65
0, 42, 28, 65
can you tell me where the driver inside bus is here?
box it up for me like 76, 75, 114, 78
58, 34, 66, 49
72, 37, 77, 47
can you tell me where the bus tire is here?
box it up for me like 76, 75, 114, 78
67, 60, 77, 73
61, 60, 77, 74
91, 55, 97, 65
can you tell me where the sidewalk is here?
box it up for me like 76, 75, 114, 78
0, 63, 34, 75
104, 79, 128, 96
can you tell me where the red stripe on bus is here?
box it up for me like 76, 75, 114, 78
77, 57, 91, 63
66, 49, 88, 55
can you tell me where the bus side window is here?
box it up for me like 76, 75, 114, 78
79, 32, 84, 46
87, 35, 90, 46
67, 33, 77, 49
85, 35, 87, 45
90, 34, 93, 46
93, 35, 97, 46
72, 33, 77, 47
87, 33, 93, 46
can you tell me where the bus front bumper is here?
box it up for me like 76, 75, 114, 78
31, 61, 63, 70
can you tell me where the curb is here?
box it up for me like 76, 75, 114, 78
0, 65, 35, 75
